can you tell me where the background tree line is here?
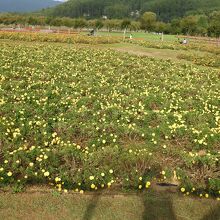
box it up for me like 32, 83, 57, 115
0, 11, 220, 37
45, 0, 220, 22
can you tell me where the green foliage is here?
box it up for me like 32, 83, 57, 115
1, 11, 220, 37
140, 12, 157, 31
0, 40, 219, 196
44, 0, 220, 21
121, 19, 131, 30
180, 16, 198, 35
208, 11, 220, 37
178, 53, 220, 68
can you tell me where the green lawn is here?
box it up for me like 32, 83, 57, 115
83, 31, 177, 42
0, 190, 219, 220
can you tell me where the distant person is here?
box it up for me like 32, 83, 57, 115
88, 29, 95, 36
182, 38, 187, 44
129, 34, 133, 40
179, 38, 188, 44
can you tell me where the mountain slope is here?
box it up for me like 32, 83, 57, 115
0, 0, 62, 13
48, 0, 220, 21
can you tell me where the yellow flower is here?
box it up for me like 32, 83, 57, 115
52, 132, 57, 137
29, 162, 34, 167
180, 187, 185, 193
91, 184, 95, 189
109, 169, 113, 174
101, 173, 105, 177
58, 188, 62, 192
161, 171, 166, 175
205, 194, 209, 198
89, 176, 94, 180
139, 177, 142, 181
138, 185, 142, 189
145, 181, 151, 188
55, 177, 61, 182
44, 171, 50, 177
7, 171, 12, 177
146, 181, 151, 186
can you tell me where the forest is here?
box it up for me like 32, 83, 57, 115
47, 0, 220, 21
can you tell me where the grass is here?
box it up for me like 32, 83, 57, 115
85, 31, 177, 42
0, 190, 219, 220
91, 42, 197, 61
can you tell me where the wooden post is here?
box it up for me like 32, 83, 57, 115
123, 28, 126, 41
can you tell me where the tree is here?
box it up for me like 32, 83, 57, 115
95, 19, 104, 30
129, 21, 141, 31
180, 16, 198, 35
50, 18, 63, 27
170, 18, 182, 34
140, 12, 157, 32
196, 15, 208, 35
104, 4, 129, 19
61, 17, 74, 27
73, 18, 87, 30
121, 19, 131, 30
208, 11, 220, 37
154, 21, 168, 33
104, 19, 121, 32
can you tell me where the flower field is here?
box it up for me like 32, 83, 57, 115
128, 39, 220, 55
0, 31, 121, 44
177, 53, 220, 68
0, 41, 219, 198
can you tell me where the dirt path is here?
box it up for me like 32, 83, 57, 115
111, 45, 179, 60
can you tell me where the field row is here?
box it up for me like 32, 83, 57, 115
0, 31, 121, 44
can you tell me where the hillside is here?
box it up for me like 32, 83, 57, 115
0, 0, 62, 13
48, 0, 220, 21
